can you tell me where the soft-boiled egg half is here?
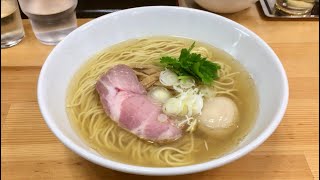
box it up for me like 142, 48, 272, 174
198, 96, 239, 138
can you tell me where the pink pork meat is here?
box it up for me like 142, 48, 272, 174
95, 64, 182, 143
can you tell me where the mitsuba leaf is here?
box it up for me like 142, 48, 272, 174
160, 42, 220, 85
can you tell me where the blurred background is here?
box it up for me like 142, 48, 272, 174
20, 0, 179, 19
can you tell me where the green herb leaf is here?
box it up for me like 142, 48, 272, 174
160, 42, 220, 85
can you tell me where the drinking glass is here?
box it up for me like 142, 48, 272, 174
275, 0, 316, 15
18, 0, 78, 45
1, 0, 25, 48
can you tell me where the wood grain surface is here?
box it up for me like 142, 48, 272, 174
1, 4, 319, 180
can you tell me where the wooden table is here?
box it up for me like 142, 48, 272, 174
1, 4, 319, 180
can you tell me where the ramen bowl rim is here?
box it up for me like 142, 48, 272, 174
37, 6, 289, 176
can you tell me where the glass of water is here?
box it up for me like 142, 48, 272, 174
1, 0, 25, 48
18, 0, 78, 45
275, 0, 316, 15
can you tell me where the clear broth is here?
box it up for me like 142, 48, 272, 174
67, 36, 259, 167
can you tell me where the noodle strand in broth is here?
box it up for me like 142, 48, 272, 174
66, 37, 257, 167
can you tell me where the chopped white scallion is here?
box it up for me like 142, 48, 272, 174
163, 98, 183, 116
159, 69, 179, 86
178, 77, 195, 89
163, 87, 204, 117
148, 86, 172, 104
178, 88, 204, 116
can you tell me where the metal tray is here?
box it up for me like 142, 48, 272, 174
260, 0, 319, 19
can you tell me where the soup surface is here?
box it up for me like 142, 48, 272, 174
66, 36, 258, 167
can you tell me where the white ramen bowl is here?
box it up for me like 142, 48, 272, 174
38, 6, 289, 176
